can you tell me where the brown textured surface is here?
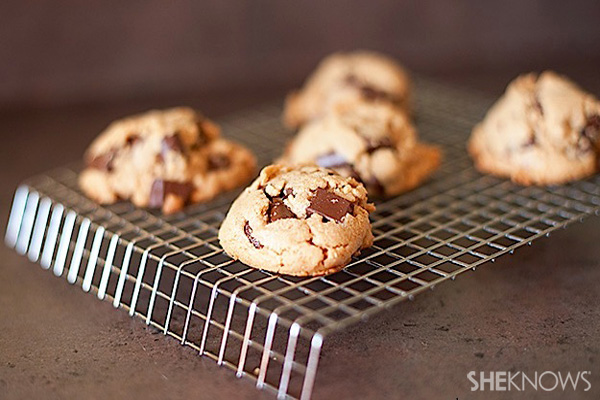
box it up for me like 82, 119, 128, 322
1, 78, 600, 399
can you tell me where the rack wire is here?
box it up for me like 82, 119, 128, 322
5, 79, 600, 399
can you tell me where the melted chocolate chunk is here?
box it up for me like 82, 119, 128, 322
88, 150, 117, 172
207, 154, 230, 171
244, 222, 263, 249
360, 85, 389, 101
148, 179, 193, 208
365, 137, 394, 154
125, 134, 141, 146
307, 188, 354, 223
161, 134, 185, 156
588, 114, 600, 128
268, 198, 295, 222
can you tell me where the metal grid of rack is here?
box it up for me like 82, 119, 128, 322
5, 79, 600, 399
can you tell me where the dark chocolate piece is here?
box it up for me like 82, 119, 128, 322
307, 188, 354, 223
87, 150, 117, 172
268, 198, 295, 222
207, 154, 231, 171
244, 222, 263, 249
161, 134, 185, 156
148, 179, 193, 208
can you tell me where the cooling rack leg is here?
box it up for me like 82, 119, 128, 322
15, 191, 39, 256
257, 312, 279, 389
164, 257, 203, 334
237, 302, 257, 377
113, 241, 135, 306
197, 269, 246, 356
145, 246, 179, 324
220, 275, 276, 366
217, 292, 239, 364
163, 262, 184, 333
278, 322, 300, 399
300, 333, 324, 400
27, 197, 52, 263
82, 226, 104, 292
181, 271, 202, 344
53, 210, 77, 277
146, 263, 164, 323
199, 283, 219, 354
5, 185, 29, 249
40, 204, 64, 270
67, 217, 90, 283
97, 234, 119, 299
129, 245, 153, 316
180, 265, 221, 344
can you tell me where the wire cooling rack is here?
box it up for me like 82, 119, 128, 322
5, 79, 600, 399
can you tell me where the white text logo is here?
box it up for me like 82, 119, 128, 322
467, 371, 591, 392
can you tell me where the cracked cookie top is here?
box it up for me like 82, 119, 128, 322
468, 71, 600, 185
79, 107, 256, 214
279, 101, 441, 197
283, 51, 411, 129
218, 165, 374, 276
84, 107, 220, 163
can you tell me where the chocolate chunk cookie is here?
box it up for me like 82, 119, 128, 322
79, 107, 256, 214
279, 101, 441, 197
218, 165, 375, 276
468, 71, 600, 185
283, 51, 411, 128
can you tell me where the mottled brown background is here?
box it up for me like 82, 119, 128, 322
1, 2, 600, 400
1, 0, 600, 108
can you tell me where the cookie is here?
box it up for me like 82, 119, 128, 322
284, 51, 411, 129
279, 100, 441, 197
79, 107, 256, 214
468, 71, 600, 185
218, 165, 375, 276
